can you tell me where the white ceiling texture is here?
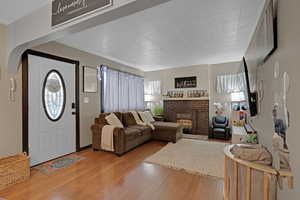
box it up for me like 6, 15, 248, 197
0, 0, 49, 24
59, 0, 265, 71
0, 0, 257, 71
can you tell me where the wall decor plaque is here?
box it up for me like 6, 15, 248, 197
175, 76, 197, 88
52, 0, 113, 27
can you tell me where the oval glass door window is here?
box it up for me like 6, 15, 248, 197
43, 70, 66, 121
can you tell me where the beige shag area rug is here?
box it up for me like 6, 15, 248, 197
145, 139, 226, 178
182, 134, 208, 140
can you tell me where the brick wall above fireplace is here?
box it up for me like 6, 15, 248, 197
163, 100, 209, 135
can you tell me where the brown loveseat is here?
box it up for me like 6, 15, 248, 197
91, 112, 182, 156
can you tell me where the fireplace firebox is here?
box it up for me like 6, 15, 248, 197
164, 99, 209, 135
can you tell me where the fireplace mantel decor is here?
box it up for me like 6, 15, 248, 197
164, 99, 209, 135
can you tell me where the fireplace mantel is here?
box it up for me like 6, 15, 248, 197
163, 97, 209, 101
163, 99, 209, 135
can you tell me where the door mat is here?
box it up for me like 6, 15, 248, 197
34, 154, 85, 174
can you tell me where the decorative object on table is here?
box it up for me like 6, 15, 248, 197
166, 90, 184, 98
272, 132, 290, 171
187, 90, 208, 98
243, 133, 258, 144
165, 90, 208, 99
153, 115, 165, 122
0, 153, 30, 191
83, 66, 98, 93
153, 105, 164, 116
175, 76, 197, 88
35, 154, 85, 174
213, 103, 225, 116
230, 144, 272, 166
145, 139, 226, 178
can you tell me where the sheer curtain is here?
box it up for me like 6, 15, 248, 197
101, 66, 145, 112
102, 66, 119, 112
216, 73, 246, 94
144, 80, 162, 111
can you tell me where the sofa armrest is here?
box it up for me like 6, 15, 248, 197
91, 123, 126, 155
113, 128, 126, 156
91, 123, 106, 150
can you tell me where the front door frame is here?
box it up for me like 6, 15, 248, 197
22, 49, 80, 154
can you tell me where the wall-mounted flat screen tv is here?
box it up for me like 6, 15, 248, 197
242, 57, 258, 117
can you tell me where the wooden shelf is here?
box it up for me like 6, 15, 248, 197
163, 97, 209, 101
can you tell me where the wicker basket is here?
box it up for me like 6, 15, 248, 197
0, 153, 30, 191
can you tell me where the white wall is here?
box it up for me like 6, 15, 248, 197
247, 0, 300, 198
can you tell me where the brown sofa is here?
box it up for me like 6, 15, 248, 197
91, 112, 182, 156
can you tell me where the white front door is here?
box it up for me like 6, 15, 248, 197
28, 54, 77, 166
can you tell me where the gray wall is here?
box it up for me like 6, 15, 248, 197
246, 0, 299, 198
0, 38, 143, 158
33, 41, 143, 148
145, 65, 210, 94
0, 24, 23, 157
144, 62, 242, 122
208, 62, 242, 120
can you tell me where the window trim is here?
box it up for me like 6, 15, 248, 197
42, 69, 67, 122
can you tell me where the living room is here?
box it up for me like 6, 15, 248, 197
0, 0, 298, 199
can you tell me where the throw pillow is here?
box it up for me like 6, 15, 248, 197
138, 111, 149, 123
145, 111, 155, 122
123, 112, 137, 127
105, 113, 124, 128
138, 111, 155, 130
131, 111, 146, 126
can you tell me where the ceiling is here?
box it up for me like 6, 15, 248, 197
56, 0, 265, 71
0, 0, 49, 24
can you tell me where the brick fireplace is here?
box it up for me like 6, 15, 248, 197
164, 99, 209, 135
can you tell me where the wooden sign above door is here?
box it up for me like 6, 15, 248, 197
52, 0, 113, 27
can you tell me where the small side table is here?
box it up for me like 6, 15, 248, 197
231, 126, 247, 144
153, 115, 165, 122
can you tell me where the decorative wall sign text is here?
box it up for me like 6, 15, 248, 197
52, 0, 112, 27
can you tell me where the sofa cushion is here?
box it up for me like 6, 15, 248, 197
129, 125, 152, 134
152, 121, 182, 131
106, 113, 124, 128
122, 112, 137, 127
124, 128, 142, 141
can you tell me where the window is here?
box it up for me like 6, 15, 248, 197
144, 80, 162, 112
101, 66, 144, 112
231, 91, 246, 102
43, 70, 66, 121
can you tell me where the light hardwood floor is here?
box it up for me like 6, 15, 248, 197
0, 141, 224, 200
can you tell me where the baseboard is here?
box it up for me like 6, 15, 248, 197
79, 144, 92, 151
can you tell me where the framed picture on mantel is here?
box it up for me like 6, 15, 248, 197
175, 76, 197, 88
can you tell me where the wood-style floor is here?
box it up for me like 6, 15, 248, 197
0, 141, 224, 200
